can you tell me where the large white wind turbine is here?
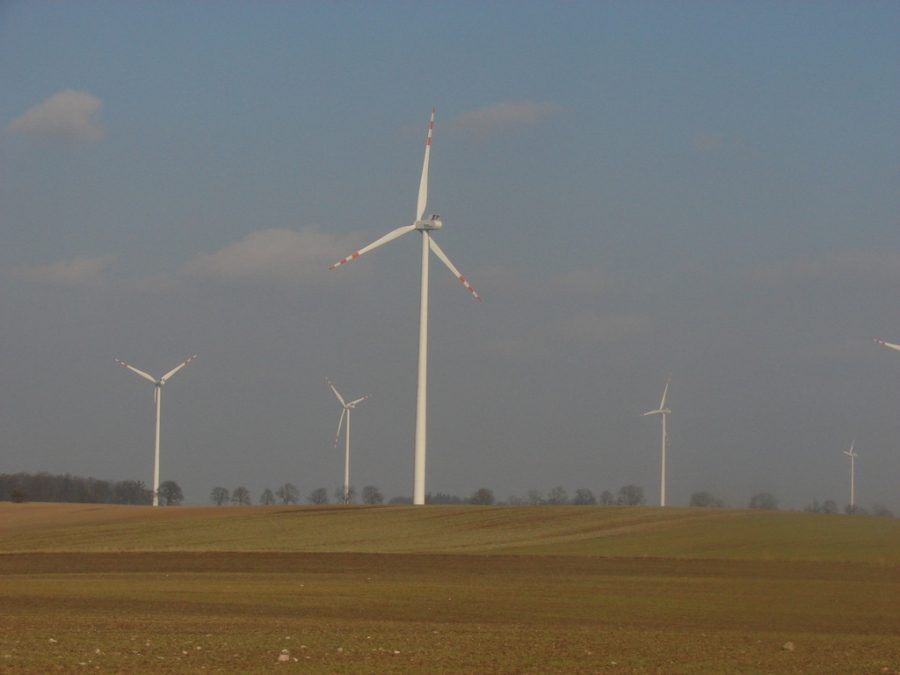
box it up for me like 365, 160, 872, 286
326, 377, 371, 504
641, 377, 671, 507
843, 440, 858, 510
329, 108, 480, 505
114, 355, 197, 506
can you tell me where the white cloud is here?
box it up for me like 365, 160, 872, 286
7, 89, 103, 144
175, 226, 361, 288
749, 251, 900, 286
9, 254, 116, 287
449, 101, 563, 133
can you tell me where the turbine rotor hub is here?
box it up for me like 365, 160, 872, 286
415, 214, 442, 230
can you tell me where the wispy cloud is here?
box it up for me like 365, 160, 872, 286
448, 101, 563, 133
9, 254, 116, 287
748, 250, 900, 286
172, 226, 362, 288
7, 89, 104, 144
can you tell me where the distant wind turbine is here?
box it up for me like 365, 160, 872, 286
843, 440, 858, 510
326, 377, 371, 504
114, 355, 197, 506
641, 377, 671, 507
329, 108, 481, 505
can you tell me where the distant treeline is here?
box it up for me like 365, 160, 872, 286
0, 471, 153, 505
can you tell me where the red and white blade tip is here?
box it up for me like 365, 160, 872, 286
457, 275, 481, 301
329, 252, 360, 270
427, 237, 482, 301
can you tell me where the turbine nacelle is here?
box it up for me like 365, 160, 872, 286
415, 214, 442, 230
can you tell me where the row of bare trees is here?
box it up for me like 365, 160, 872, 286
209, 484, 386, 506
0, 472, 183, 505
504, 485, 647, 506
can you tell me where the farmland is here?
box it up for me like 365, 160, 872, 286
1, 504, 898, 674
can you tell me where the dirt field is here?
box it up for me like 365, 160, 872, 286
1, 504, 898, 673
3, 502, 899, 561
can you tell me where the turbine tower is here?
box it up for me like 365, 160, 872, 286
843, 440, 858, 510
329, 108, 480, 505
326, 377, 371, 504
641, 377, 671, 507
115, 355, 196, 506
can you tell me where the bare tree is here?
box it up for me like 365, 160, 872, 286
748, 492, 778, 510
427, 492, 464, 504
211, 486, 229, 506
469, 487, 495, 505
362, 485, 384, 504
334, 485, 356, 504
308, 487, 329, 504
617, 485, 645, 506
116, 480, 153, 505
572, 488, 596, 505
157, 480, 183, 506
526, 489, 543, 506
599, 490, 615, 505
231, 486, 252, 506
546, 486, 569, 505
259, 488, 276, 505
275, 483, 300, 505
689, 491, 724, 508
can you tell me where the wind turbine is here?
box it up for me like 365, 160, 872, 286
329, 108, 481, 505
874, 338, 900, 353
843, 440, 858, 510
326, 377, 371, 504
114, 355, 197, 506
641, 377, 671, 507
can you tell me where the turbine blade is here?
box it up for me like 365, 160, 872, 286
326, 377, 346, 406
114, 358, 157, 384
416, 107, 435, 222
874, 338, 900, 353
428, 237, 481, 301
329, 225, 416, 270
640, 410, 659, 417
333, 409, 346, 450
161, 354, 197, 383
659, 377, 670, 409
348, 394, 371, 407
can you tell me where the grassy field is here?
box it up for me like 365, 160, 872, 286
1, 504, 898, 674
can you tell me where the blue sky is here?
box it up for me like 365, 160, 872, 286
1, 1, 898, 510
